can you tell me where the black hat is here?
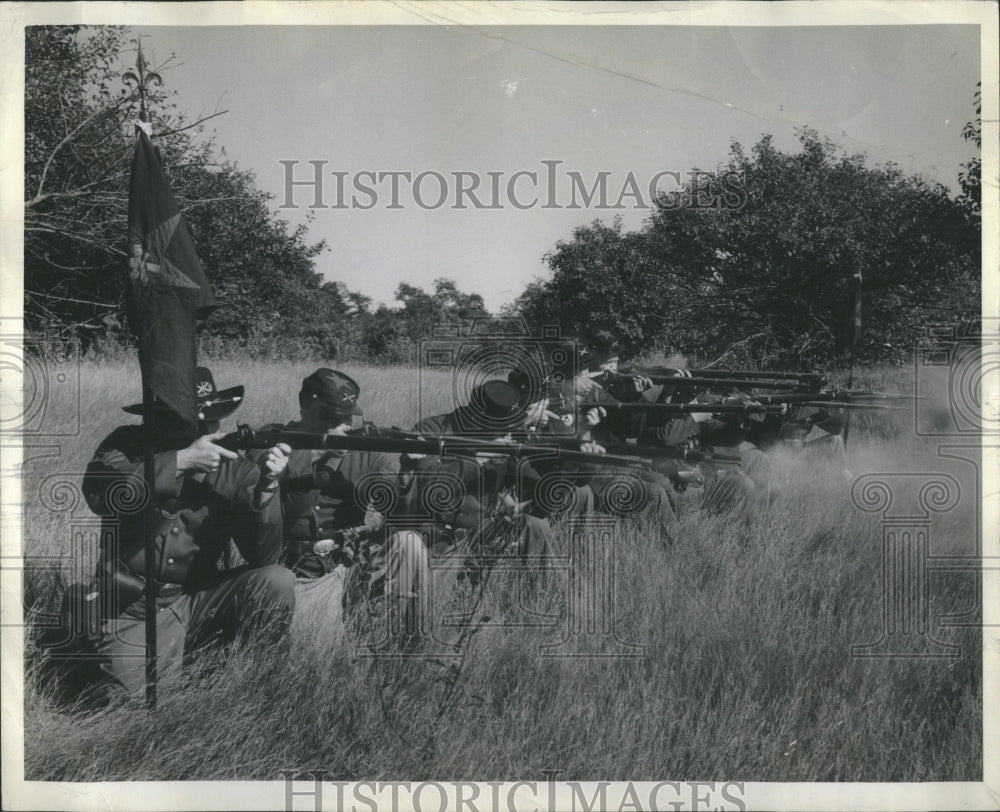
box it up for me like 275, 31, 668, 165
585, 328, 620, 367
460, 379, 526, 435
299, 368, 363, 417
123, 367, 244, 421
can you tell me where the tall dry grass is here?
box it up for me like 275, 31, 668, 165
18, 360, 982, 781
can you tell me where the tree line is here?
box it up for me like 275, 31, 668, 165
24, 26, 980, 368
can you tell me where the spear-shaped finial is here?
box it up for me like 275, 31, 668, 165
123, 38, 163, 124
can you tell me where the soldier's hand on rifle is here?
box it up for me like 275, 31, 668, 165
585, 406, 607, 427
322, 423, 351, 459
313, 538, 336, 557
176, 429, 239, 474
403, 434, 428, 461
632, 375, 654, 393
260, 443, 291, 483
742, 400, 767, 423
689, 396, 714, 424
579, 441, 606, 455
523, 399, 553, 429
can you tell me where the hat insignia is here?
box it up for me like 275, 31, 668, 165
196, 381, 214, 398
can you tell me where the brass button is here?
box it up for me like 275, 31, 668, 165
170, 527, 180, 534
166, 557, 175, 565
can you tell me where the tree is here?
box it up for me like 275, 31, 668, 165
24, 26, 346, 358
958, 82, 981, 219
360, 278, 490, 363
511, 128, 979, 368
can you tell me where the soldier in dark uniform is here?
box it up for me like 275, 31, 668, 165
554, 330, 680, 536
83, 368, 294, 698
250, 368, 423, 645
407, 380, 557, 561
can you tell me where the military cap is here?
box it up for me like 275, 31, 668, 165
298, 368, 363, 417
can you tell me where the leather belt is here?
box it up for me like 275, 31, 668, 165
101, 560, 185, 603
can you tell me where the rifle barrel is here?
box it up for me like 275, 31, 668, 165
600, 402, 785, 415
221, 425, 741, 467
612, 372, 818, 391
631, 366, 824, 382
796, 401, 908, 410
752, 391, 917, 405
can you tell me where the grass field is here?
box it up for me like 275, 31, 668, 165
17, 359, 983, 782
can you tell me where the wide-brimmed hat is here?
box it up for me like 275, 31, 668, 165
298, 368, 363, 418
123, 367, 244, 421
458, 379, 526, 435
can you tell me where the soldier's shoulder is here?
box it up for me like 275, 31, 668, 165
93, 423, 143, 453
413, 412, 450, 434
258, 420, 295, 433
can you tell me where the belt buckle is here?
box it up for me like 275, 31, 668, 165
156, 582, 184, 599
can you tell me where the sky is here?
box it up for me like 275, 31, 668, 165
133, 23, 980, 312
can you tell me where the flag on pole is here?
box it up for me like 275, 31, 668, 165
838, 271, 864, 355
850, 271, 863, 348
126, 128, 215, 438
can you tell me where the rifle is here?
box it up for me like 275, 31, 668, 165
379, 425, 743, 466
219, 424, 742, 470
793, 401, 909, 411
627, 366, 826, 385
596, 401, 788, 416
741, 390, 919, 406
600, 370, 819, 392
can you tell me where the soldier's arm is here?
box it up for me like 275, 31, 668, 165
647, 415, 701, 447
230, 459, 285, 566
83, 426, 182, 515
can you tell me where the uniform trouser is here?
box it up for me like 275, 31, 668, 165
701, 446, 779, 521
527, 480, 595, 520
701, 470, 759, 521
590, 471, 678, 539
97, 564, 295, 695
325, 516, 553, 641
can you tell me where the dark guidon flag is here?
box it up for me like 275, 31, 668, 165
838, 271, 864, 354
126, 127, 215, 439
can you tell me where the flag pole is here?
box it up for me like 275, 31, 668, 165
842, 270, 863, 453
125, 39, 163, 709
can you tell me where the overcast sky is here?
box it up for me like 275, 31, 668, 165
134, 24, 980, 311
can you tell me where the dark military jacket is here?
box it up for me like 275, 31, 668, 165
255, 421, 399, 544
407, 410, 543, 528
84, 425, 283, 591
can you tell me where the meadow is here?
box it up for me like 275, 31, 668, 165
17, 359, 983, 782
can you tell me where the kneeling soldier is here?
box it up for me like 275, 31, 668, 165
83, 367, 294, 699
252, 369, 424, 647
